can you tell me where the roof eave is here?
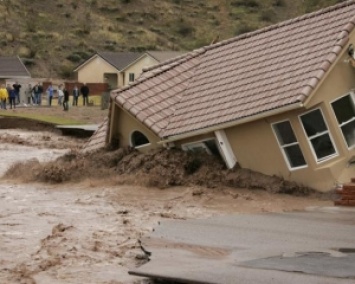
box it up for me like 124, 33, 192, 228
158, 102, 304, 144
73, 53, 98, 72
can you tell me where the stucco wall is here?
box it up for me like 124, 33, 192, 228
122, 55, 158, 86
111, 105, 161, 153
77, 56, 119, 84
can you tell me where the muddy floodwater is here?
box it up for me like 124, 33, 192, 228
0, 129, 333, 284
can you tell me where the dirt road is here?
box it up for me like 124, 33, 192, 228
0, 126, 333, 283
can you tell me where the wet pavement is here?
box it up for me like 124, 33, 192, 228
131, 207, 355, 284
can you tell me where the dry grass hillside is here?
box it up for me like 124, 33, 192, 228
0, 0, 345, 78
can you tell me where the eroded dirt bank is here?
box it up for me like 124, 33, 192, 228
0, 122, 333, 284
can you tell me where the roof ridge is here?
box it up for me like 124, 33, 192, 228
204, 0, 355, 52
142, 50, 200, 72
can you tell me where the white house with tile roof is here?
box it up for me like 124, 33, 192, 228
88, 1, 355, 192
74, 51, 184, 90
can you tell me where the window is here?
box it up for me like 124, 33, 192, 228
331, 93, 355, 148
272, 121, 307, 169
300, 109, 337, 162
182, 139, 222, 157
129, 73, 135, 82
131, 131, 149, 147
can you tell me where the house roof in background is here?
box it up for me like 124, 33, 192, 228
146, 51, 185, 63
0, 57, 31, 78
74, 51, 185, 72
112, 0, 355, 139
97, 51, 143, 71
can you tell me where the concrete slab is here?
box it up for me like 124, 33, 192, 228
130, 207, 355, 284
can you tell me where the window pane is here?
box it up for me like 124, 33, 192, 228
273, 121, 306, 169
332, 95, 355, 124
301, 109, 327, 137
341, 120, 355, 147
310, 133, 336, 160
274, 121, 296, 145
284, 145, 306, 168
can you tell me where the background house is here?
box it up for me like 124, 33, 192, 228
74, 51, 184, 90
0, 56, 31, 103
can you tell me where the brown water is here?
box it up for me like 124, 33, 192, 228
0, 129, 332, 283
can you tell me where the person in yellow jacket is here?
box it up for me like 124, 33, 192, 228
0, 84, 8, 110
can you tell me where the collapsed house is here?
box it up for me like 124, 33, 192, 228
89, 1, 355, 192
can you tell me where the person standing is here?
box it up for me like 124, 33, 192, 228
47, 83, 54, 106
0, 84, 8, 109
57, 84, 64, 106
80, 83, 89, 106
8, 86, 16, 109
63, 86, 69, 111
32, 83, 40, 105
72, 85, 79, 106
26, 84, 32, 105
12, 81, 21, 105
38, 82, 43, 105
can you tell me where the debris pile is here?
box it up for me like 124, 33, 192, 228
4, 147, 315, 196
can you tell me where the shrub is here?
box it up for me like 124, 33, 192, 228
230, 0, 260, 8
260, 8, 277, 22
234, 21, 256, 35
59, 64, 74, 79
66, 53, 82, 63
175, 20, 195, 36
273, 0, 286, 7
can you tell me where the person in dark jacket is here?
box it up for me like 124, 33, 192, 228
12, 81, 21, 104
8, 86, 16, 109
63, 86, 69, 111
80, 83, 89, 106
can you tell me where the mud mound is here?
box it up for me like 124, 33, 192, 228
0, 116, 59, 133
4, 147, 315, 195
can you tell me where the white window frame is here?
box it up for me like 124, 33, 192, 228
299, 108, 338, 163
181, 139, 214, 155
330, 92, 355, 149
130, 130, 151, 149
272, 120, 307, 171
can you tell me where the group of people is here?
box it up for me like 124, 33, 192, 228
0, 82, 22, 109
0, 82, 90, 111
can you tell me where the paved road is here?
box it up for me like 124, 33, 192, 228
131, 207, 355, 284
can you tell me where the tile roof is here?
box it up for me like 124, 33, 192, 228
0, 57, 31, 78
112, 1, 355, 139
97, 52, 143, 71
82, 118, 108, 153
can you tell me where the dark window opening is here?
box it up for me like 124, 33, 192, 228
331, 94, 355, 148
129, 73, 135, 82
131, 131, 149, 147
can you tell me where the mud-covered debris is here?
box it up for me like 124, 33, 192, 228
3, 147, 316, 196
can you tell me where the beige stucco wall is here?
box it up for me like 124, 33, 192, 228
110, 104, 162, 153
77, 56, 119, 85
122, 55, 159, 86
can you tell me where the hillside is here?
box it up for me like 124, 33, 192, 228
0, 0, 345, 78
